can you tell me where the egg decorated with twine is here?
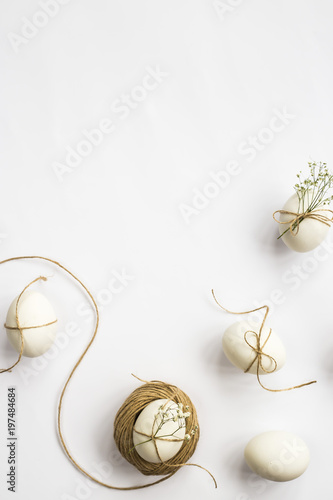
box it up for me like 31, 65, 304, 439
213, 291, 316, 393
114, 380, 201, 477
276, 192, 330, 253
132, 399, 188, 463
222, 320, 286, 375
6, 290, 57, 358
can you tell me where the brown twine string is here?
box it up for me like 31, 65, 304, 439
0, 256, 216, 490
272, 209, 333, 236
5, 320, 57, 331
0, 275, 57, 374
211, 290, 317, 392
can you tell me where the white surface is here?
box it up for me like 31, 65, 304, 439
0, 1, 332, 499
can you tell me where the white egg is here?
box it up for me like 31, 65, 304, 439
222, 320, 286, 374
244, 431, 310, 481
277, 192, 330, 252
132, 399, 186, 463
6, 290, 57, 358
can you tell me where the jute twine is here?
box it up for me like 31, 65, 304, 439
114, 375, 216, 486
1, 275, 57, 373
0, 256, 216, 490
212, 290, 317, 392
273, 209, 333, 236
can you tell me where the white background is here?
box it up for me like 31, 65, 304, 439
1, 1, 333, 499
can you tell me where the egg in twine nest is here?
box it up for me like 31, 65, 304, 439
0, 256, 216, 491
114, 377, 203, 478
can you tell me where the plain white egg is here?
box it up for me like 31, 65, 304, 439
222, 320, 286, 374
132, 399, 186, 463
244, 430, 310, 481
278, 192, 330, 252
6, 290, 57, 358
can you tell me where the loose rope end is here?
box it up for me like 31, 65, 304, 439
304, 379, 317, 387
207, 468, 218, 489
180, 463, 217, 488
131, 373, 150, 384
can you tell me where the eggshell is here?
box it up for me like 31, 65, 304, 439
222, 320, 286, 374
6, 290, 57, 358
132, 399, 186, 463
278, 192, 330, 252
244, 431, 310, 481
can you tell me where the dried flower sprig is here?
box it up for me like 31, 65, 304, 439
130, 402, 198, 454
278, 161, 333, 239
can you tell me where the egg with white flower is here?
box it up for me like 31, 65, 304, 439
277, 191, 330, 252
132, 399, 190, 463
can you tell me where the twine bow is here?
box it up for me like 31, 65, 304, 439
212, 290, 317, 392
273, 208, 333, 236
243, 329, 277, 375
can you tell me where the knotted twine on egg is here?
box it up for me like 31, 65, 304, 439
273, 208, 333, 236
0, 275, 58, 373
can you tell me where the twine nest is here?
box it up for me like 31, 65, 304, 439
114, 380, 200, 476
